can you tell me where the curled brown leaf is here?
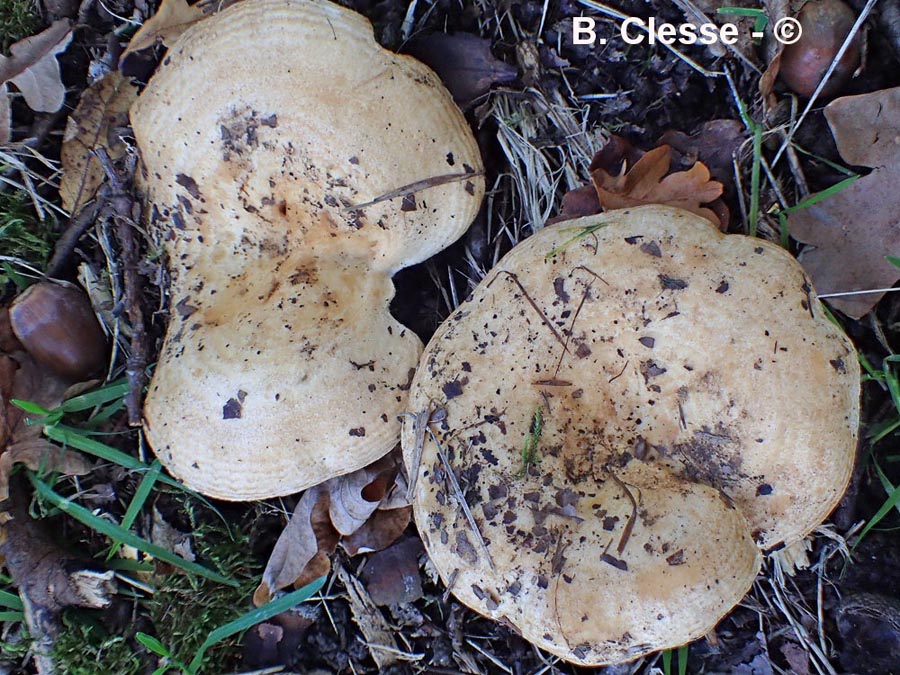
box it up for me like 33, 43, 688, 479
0, 20, 72, 143
255, 452, 409, 606
120, 0, 206, 61
591, 145, 724, 227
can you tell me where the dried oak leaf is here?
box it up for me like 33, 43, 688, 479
341, 507, 411, 556
0, 358, 93, 509
592, 145, 725, 227
254, 454, 407, 606
120, 0, 238, 62
253, 482, 338, 606
406, 33, 517, 107
60, 71, 138, 214
788, 86, 900, 318
0, 20, 72, 144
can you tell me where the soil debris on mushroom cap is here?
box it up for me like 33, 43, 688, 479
402, 204, 860, 666
131, 0, 484, 500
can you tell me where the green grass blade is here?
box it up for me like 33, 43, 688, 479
873, 461, 900, 518
107, 460, 162, 561
791, 144, 857, 176
187, 576, 326, 673
852, 476, 900, 549
0, 263, 28, 289
782, 176, 859, 215
716, 6, 764, 17
135, 632, 171, 657
0, 611, 24, 622
662, 649, 673, 674
28, 474, 239, 588
858, 351, 885, 382
84, 398, 126, 427
10, 399, 51, 415
887, 256, 900, 270
0, 590, 23, 610
60, 380, 130, 413
45, 424, 233, 532
121, 460, 161, 530
44, 425, 147, 470
545, 222, 607, 259
778, 212, 789, 249
678, 644, 689, 675
817, 302, 847, 333
104, 558, 155, 572
883, 359, 900, 412
42, 426, 182, 491
868, 416, 900, 444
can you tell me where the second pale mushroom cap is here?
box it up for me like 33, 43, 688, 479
132, 0, 484, 500
402, 205, 859, 665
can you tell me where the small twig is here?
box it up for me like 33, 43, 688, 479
819, 287, 900, 298
781, 131, 810, 198
345, 171, 484, 210
427, 427, 496, 572
489, 270, 568, 350
608, 360, 629, 384
45, 200, 102, 278
553, 281, 593, 379
401, 405, 446, 501
608, 472, 639, 555
95, 148, 147, 426
573, 265, 609, 286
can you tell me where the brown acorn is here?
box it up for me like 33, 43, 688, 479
779, 0, 862, 99
8, 282, 108, 381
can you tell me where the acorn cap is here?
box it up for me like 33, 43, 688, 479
132, 0, 484, 500
402, 205, 859, 665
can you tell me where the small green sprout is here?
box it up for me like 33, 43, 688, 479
716, 6, 768, 37
545, 222, 608, 259
518, 406, 544, 475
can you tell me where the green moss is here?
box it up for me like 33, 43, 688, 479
0, 0, 39, 54
50, 505, 260, 675
146, 508, 261, 673
0, 190, 53, 269
53, 613, 143, 675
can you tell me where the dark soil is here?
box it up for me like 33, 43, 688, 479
3, 0, 900, 673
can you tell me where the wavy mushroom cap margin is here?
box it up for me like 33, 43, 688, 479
402, 205, 859, 665
132, 0, 485, 500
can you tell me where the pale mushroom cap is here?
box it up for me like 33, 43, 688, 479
133, 0, 484, 500
402, 205, 859, 665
